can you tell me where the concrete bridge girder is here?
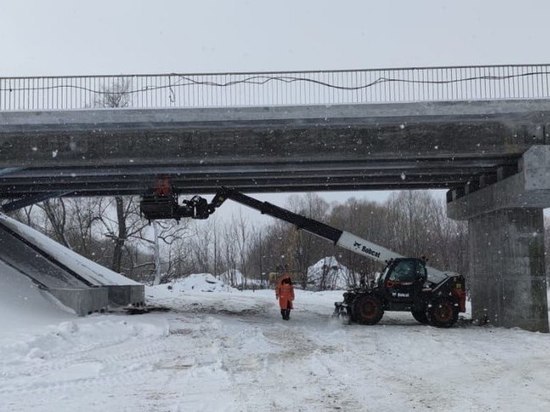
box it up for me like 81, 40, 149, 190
447, 145, 550, 332
1, 100, 550, 198
1, 102, 549, 167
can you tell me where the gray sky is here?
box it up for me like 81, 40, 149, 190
1, 0, 549, 224
2, 0, 550, 76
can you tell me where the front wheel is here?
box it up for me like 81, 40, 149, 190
411, 309, 429, 324
352, 295, 384, 325
429, 298, 459, 328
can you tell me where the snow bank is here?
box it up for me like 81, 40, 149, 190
217, 269, 263, 288
307, 256, 352, 289
0, 261, 74, 334
217, 269, 245, 286
154, 273, 237, 295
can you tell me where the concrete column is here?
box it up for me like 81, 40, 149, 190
468, 209, 548, 332
448, 145, 550, 332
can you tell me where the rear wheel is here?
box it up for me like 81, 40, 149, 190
429, 298, 459, 328
352, 295, 384, 325
411, 309, 429, 324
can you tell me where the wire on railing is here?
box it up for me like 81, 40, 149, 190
1, 64, 550, 111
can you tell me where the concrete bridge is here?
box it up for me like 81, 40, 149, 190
1, 64, 549, 331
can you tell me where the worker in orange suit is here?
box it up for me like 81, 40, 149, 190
276, 274, 295, 320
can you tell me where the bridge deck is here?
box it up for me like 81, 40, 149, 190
0, 100, 549, 198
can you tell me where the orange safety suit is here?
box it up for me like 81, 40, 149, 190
276, 276, 295, 310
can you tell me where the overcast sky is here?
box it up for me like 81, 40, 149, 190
2, 0, 550, 76
1, 0, 549, 224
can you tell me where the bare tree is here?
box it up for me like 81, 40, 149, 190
66, 197, 103, 258
545, 215, 550, 281
386, 191, 437, 258
382, 191, 469, 277
285, 193, 330, 288
132, 219, 193, 284
95, 78, 132, 108
93, 196, 148, 274
247, 221, 292, 288
92, 79, 142, 274
9, 204, 36, 227
328, 197, 389, 285
249, 227, 267, 287
219, 211, 254, 288
187, 219, 219, 274
163, 230, 199, 282
37, 198, 71, 248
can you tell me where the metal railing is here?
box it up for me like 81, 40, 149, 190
1, 64, 550, 111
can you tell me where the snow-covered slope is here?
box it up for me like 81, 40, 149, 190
0, 260, 74, 333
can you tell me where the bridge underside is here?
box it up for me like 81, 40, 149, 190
0, 100, 549, 198
1, 99, 550, 332
0, 155, 522, 197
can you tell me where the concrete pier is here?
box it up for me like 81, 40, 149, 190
467, 209, 547, 331
448, 146, 550, 332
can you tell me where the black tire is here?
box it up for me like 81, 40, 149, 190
411, 309, 429, 324
352, 295, 384, 325
429, 298, 459, 328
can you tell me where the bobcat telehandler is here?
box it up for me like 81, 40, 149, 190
140, 185, 466, 328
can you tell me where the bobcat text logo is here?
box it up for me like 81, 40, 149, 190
353, 241, 381, 258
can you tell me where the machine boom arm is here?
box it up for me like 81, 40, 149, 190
211, 187, 403, 265
140, 186, 448, 278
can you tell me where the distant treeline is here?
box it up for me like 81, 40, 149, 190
8, 192, 550, 290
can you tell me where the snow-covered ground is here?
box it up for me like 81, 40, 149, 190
2, 274, 550, 411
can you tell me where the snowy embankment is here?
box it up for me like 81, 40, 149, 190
1, 274, 550, 411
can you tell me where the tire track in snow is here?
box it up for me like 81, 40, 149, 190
207, 309, 367, 411
0, 315, 223, 400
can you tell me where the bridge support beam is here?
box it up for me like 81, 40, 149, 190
447, 146, 550, 332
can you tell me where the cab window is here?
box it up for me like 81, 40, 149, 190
388, 260, 417, 283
